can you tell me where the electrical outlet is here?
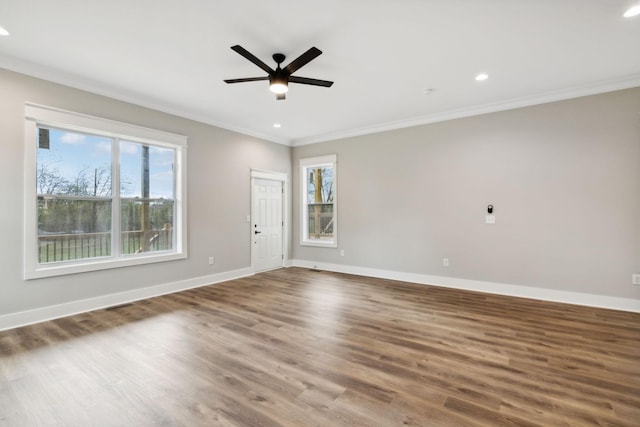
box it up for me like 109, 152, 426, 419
208, 257, 215, 266
485, 215, 496, 224
443, 258, 449, 267
340, 249, 345, 256
633, 274, 640, 285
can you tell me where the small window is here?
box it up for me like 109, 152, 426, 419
25, 104, 187, 279
300, 155, 337, 247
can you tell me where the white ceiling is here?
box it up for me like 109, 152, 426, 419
1, 0, 639, 146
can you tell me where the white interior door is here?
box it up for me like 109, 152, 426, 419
252, 178, 283, 272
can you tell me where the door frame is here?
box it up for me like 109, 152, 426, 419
250, 169, 288, 272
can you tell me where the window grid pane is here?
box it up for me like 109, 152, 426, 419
37, 127, 113, 264
120, 140, 175, 255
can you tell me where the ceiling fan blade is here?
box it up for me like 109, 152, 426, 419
224, 77, 269, 84
276, 93, 286, 101
230, 45, 274, 75
284, 47, 322, 74
289, 76, 334, 87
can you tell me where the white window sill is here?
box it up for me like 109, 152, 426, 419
25, 251, 187, 280
301, 240, 337, 248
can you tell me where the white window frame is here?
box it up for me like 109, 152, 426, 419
300, 154, 337, 248
24, 103, 188, 279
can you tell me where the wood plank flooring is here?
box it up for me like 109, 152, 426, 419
1, 267, 639, 426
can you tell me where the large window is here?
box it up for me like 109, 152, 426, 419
300, 155, 336, 247
25, 104, 187, 279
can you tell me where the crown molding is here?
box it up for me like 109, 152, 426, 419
0, 54, 290, 146
291, 73, 640, 147
3, 54, 638, 149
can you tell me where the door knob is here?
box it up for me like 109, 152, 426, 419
254, 230, 262, 235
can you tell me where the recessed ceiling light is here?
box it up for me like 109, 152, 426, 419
623, 5, 640, 17
475, 73, 489, 81
273, 123, 281, 128
0, 26, 9, 36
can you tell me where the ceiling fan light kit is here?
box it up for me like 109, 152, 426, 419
224, 45, 333, 100
269, 81, 288, 94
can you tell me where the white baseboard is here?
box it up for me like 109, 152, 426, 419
290, 259, 640, 313
3, 261, 637, 332
0, 267, 254, 332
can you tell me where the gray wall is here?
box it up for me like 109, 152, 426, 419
293, 88, 640, 299
0, 68, 291, 316
1, 67, 638, 318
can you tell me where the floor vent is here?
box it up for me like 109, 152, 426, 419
106, 303, 134, 311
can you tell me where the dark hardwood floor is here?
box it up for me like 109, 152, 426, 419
1, 267, 639, 426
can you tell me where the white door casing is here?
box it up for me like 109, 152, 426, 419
251, 174, 285, 272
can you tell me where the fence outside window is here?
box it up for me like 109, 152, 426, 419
38, 228, 173, 263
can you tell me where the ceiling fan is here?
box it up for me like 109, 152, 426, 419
224, 45, 334, 100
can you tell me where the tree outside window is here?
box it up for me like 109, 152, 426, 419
300, 155, 337, 247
